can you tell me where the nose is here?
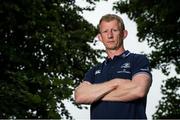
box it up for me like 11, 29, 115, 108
107, 30, 113, 39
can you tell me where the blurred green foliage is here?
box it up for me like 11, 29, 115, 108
0, 0, 103, 119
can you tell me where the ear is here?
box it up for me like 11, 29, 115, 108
123, 30, 128, 39
97, 34, 102, 42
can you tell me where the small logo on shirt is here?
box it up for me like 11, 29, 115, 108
121, 62, 130, 69
95, 70, 101, 75
116, 62, 131, 74
140, 67, 150, 71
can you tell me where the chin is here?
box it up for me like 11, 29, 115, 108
106, 47, 117, 50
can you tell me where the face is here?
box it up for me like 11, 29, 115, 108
98, 20, 127, 50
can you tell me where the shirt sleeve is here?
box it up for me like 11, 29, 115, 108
131, 54, 152, 79
83, 67, 95, 83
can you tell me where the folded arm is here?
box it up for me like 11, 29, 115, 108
102, 73, 152, 102
74, 80, 117, 104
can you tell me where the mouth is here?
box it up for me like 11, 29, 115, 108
107, 41, 115, 43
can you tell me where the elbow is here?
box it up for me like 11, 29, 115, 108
74, 91, 83, 104
74, 94, 84, 104
134, 88, 148, 99
132, 92, 145, 100
74, 87, 86, 104
74, 92, 92, 104
136, 92, 146, 98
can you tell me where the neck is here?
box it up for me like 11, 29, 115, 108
106, 47, 125, 59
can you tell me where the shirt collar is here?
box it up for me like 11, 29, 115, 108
120, 50, 130, 58
104, 50, 130, 65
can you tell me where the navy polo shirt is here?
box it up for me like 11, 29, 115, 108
84, 50, 152, 119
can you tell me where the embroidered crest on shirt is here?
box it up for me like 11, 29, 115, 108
117, 62, 131, 74
121, 62, 130, 69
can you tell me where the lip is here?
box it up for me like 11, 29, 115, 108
107, 41, 115, 43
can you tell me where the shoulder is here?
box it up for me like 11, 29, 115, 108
129, 52, 151, 76
129, 52, 147, 57
129, 52, 149, 62
84, 62, 104, 83
86, 62, 104, 74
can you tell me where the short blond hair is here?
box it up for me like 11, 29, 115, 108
98, 14, 125, 32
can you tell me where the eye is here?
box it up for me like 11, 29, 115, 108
112, 29, 119, 32
101, 30, 108, 34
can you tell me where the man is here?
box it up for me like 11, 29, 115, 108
74, 14, 152, 119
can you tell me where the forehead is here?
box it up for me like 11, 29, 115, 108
99, 20, 120, 29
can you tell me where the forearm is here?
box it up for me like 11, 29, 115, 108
102, 74, 151, 102
102, 81, 140, 102
75, 81, 117, 104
